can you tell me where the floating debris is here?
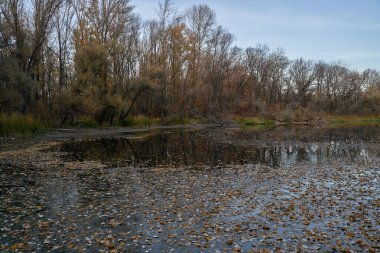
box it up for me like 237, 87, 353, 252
0, 127, 379, 252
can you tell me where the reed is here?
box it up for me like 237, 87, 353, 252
0, 113, 47, 136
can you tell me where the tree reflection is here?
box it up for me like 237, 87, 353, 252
61, 127, 379, 168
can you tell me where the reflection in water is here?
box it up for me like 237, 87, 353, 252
61, 127, 379, 168
1, 126, 379, 252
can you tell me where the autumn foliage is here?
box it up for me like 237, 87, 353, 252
0, 0, 379, 126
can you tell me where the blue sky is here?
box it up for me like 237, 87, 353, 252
132, 0, 380, 71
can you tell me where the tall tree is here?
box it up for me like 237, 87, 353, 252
184, 4, 215, 114
288, 58, 316, 107
54, 0, 74, 90
204, 25, 233, 113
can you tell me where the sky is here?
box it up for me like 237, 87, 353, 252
132, 0, 380, 71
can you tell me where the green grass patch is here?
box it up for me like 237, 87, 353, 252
120, 115, 160, 128
327, 115, 380, 126
236, 117, 275, 127
0, 113, 47, 137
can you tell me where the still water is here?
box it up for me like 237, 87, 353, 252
61, 126, 379, 168
1, 126, 379, 252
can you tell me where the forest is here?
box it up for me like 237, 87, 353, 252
1, 0, 379, 128
1, 1, 380, 252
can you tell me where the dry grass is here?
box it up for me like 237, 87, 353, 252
0, 113, 47, 136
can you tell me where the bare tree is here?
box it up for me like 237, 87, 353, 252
184, 4, 215, 113
245, 44, 270, 102
288, 58, 315, 107
204, 25, 233, 113
54, 0, 74, 90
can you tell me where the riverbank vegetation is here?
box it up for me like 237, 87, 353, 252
326, 115, 380, 126
0, 0, 379, 136
0, 114, 47, 136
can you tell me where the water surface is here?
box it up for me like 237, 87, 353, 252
61, 126, 379, 168
0, 126, 379, 252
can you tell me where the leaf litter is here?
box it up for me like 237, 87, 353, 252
0, 126, 379, 252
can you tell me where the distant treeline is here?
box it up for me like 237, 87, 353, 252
1, 0, 379, 125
